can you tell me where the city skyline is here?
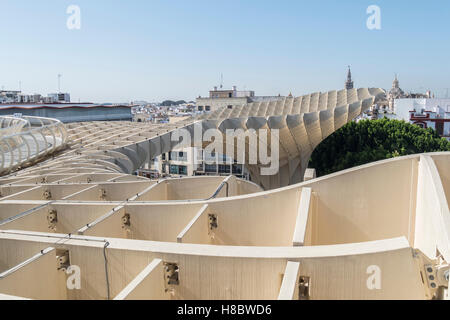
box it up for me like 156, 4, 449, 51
1, 0, 450, 102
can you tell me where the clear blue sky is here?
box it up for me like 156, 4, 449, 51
1, 0, 449, 103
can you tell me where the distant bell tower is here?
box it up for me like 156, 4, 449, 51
392, 74, 399, 89
345, 66, 354, 90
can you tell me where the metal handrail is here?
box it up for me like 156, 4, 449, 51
206, 179, 229, 200
0, 115, 68, 175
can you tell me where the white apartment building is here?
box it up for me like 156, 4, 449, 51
146, 147, 249, 179
394, 98, 450, 140
196, 86, 284, 112
47, 93, 71, 103
0, 90, 21, 103
0, 90, 71, 104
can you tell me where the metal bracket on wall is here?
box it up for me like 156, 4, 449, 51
43, 189, 52, 200
208, 214, 218, 231
47, 209, 57, 230
99, 188, 107, 200
121, 213, 131, 230
299, 276, 311, 300
164, 262, 179, 286
414, 249, 449, 299
56, 250, 70, 271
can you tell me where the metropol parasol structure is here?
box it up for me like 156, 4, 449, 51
0, 88, 449, 300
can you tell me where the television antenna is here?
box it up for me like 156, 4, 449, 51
58, 74, 62, 93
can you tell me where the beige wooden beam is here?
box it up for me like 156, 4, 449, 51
278, 261, 300, 300
292, 188, 312, 246
177, 204, 209, 244
114, 259, 167, 300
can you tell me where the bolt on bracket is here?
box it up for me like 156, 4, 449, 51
121, 213, 131, 229
413, 249, 449, 299
56, 250, 70, 271
47, 209, 58, 230
43, 189, 52, 200
164, 262, 179, 286
99, 188, 107, 200
299, 276, 311, 300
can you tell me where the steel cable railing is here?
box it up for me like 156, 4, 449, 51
0, 115, 68, 175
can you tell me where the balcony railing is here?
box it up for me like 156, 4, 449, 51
0, 115, 68, 175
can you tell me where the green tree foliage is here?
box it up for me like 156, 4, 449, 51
309, 118, 450, 176
160, 100, 187, 106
